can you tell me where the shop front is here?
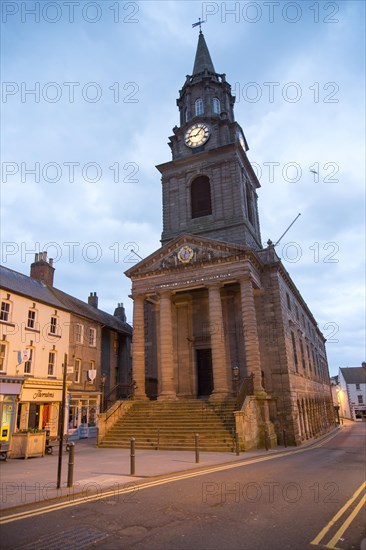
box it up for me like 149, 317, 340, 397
0, 379, 23, 455
68, 392, 99, 439
18, 379, 64, 436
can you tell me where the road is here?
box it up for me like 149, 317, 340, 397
0, 423, 365, 550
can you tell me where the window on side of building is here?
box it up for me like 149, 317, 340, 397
27, 308, 36, 329
24, 348, 34, 374
50, 316, 57, 335
0, 301, 11, 322
75, 323, 84, 344
213, 97, 220, 114
48, 351, 56, 377
191, 176, 212, 218
195, 98, 204, 116
0, 342, 7, 372
291, 331, 298, 372
88, 327, 97, 347
75, 358, 81, 383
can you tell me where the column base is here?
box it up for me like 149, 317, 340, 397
209, 390, 230, 402
157, 392, 178, 401
133, 393, 149, 401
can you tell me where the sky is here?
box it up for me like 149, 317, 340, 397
1, 0, 365, 376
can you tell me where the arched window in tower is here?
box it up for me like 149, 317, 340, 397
246, 183, 254, 225
184, 107, 189, 123
191, 176, 212, 218
195, 98, 204, 116
213, 97, 220, 114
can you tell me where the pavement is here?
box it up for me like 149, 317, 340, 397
0, 424, 347, 512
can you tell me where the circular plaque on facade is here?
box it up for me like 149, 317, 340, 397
177, 245, 194, 264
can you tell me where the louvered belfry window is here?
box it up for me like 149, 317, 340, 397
191, 176, 212, 218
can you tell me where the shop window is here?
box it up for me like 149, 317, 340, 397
213, 97, 220, 114
191, 175, 212, 218
48, 351, 56, 376
24, 348, 33, 374
195, 98, 204, 116
75, 358, 81, 383
0, 301, 10, 322
88, 327, 97, 347
75, 323, 84, 344
0, 343, 7, 372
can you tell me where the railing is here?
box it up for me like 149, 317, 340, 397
237, 373, 254, 410
104, 383, 135, 410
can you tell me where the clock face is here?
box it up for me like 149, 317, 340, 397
184, 123, 210, 148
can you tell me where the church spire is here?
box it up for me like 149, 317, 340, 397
192, 32, 215, 75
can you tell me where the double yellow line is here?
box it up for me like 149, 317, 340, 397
311, 480, 366, 549
0, 429, 343, 526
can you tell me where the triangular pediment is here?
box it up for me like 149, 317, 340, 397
125, 234, 256, 278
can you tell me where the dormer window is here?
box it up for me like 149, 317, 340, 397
195, 98, 204, 116
213, 97, 220, 114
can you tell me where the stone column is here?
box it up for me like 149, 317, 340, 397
239, 277, 265, 396
132, 294, 147, 399
208, 284, 229, 398
158, 291, 177, 400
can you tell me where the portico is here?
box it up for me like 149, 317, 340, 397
126, 235, 264, 402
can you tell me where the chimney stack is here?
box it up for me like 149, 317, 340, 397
30, 252, 55, 286
88, 292, 98, 308
114, 302, 126, 322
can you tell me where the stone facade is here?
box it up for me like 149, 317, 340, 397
125, 32, 334, 447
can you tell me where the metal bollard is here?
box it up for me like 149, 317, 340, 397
283, 429, 287, 448
130, 437, 135, 475
235, 432, 240, 456
195, 433, 199, 463
67, 442, 75, 488
156, 429, 160, 451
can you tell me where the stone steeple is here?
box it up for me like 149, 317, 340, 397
192, 31, 215, 76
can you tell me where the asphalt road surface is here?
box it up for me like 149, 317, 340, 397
1, 423, 365, 550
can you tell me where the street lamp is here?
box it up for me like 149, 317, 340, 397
100, 374, 107, 413
232, 366, 239, 409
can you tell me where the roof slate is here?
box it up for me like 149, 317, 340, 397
0, 265, 132, 335
340, 367, 366, 384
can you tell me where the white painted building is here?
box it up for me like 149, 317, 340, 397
337, 364, 366, 421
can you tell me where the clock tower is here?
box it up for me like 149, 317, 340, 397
157, 31, 262, 249
124, 29, 333, 450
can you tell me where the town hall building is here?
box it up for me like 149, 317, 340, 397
124, 31, 334, 448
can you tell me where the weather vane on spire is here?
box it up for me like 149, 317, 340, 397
192, 17, 206, 33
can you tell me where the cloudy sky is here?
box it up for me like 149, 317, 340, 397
1, 0, 365, 375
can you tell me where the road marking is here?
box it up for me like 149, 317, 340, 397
310, 481, 366, 548
0, 429, 341, 525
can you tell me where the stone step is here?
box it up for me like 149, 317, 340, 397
100, 399, 237, 452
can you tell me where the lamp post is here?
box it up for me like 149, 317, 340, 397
100, 374, 107, 413
233, 366, 239, 410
